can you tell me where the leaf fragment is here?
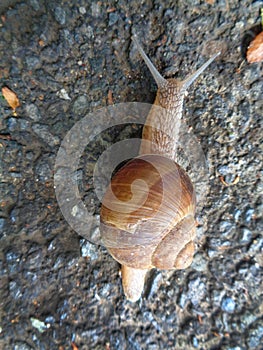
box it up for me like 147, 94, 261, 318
247, 31, 263, 63
2, 86, 20, 110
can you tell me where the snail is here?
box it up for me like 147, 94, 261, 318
100, 36, 220, 302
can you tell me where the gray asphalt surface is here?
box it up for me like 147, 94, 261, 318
0, 1, 262, 349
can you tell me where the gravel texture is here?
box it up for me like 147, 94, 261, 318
0, 1, 262, 349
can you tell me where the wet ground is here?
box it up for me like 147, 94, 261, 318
0, 0, 262, 349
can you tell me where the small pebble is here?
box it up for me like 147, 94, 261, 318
14, 343, 33, 350
239, 228, 252, 244
221, 296, 236, 313
32, 124, 60, 146
245, 208, 254, 223
57, 88, 71, 100
80, 239, 98, 260
79, 7, 86, 14
72, 95, 89, 115
109, 12, 119, 26
30, 317, 47, 333
26, 55, 41, 69
54, 6, 66, 25
25, 104, 42, 121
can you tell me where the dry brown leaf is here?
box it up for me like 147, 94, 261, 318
247, 31, 263, 63
71, 342, 78, 350
2, 86, 20, 110
107, 89, 114, 105
106, 7, 116, 13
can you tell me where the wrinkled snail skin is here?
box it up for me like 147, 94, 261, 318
121, 266, 148, 302
100, 36, 220, 302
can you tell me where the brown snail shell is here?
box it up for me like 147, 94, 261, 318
100, 154, 196, 270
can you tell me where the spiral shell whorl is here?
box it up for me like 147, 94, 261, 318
100, 154, 196, 269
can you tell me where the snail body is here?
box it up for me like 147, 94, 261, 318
100, 36, 220, 301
